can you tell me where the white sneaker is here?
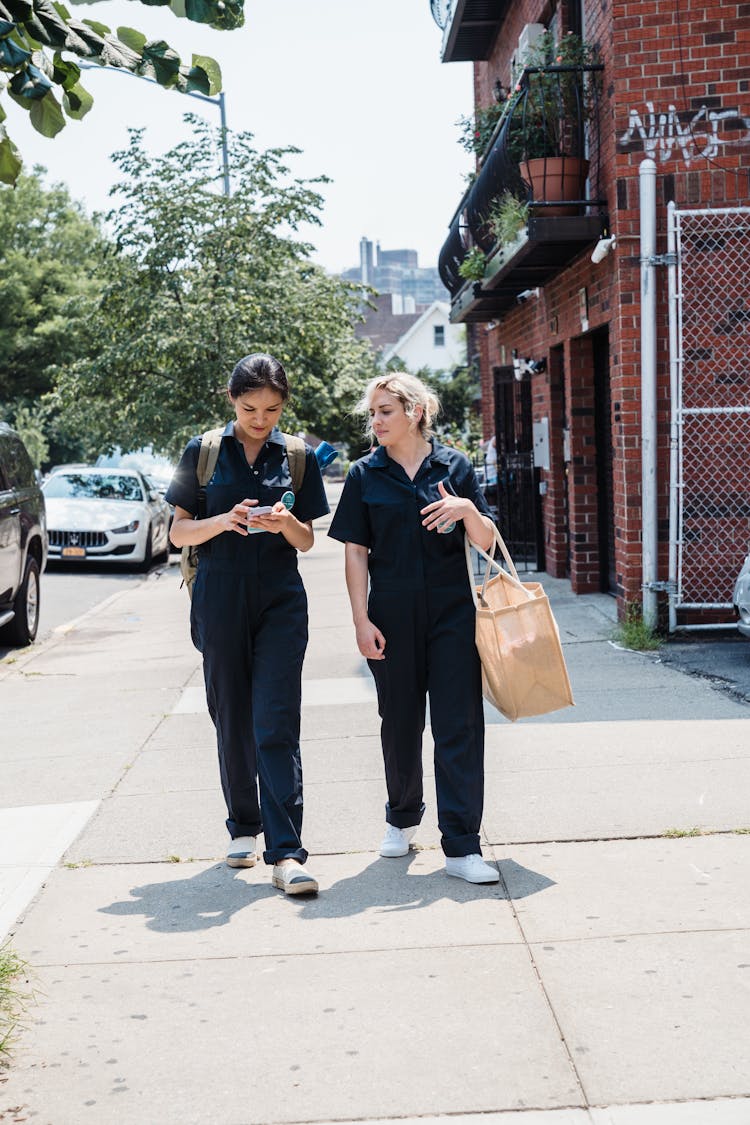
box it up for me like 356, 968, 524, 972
379, 823, 417, 858
225, 836, 257, 868
271, 860, 319, 895
445, 854, 499, 884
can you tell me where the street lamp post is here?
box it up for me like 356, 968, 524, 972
188, 87, 230, 198
77, 64, 231, 197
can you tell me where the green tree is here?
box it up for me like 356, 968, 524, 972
0, 0, 231, 186
50, 118, 377, 459
10, 401, 47, 465
384, 356, 481, 453
0, 167, 109, 464
427, 365, 481, 450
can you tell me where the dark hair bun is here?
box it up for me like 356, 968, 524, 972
228, 353, 289, 400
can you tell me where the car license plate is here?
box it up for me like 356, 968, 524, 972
62, 546, 86, 558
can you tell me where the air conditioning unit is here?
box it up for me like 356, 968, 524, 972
518, 22, 546, 59
512, 22, 546, 82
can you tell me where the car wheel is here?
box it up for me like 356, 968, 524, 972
154, 522, 170, 564
0, 556, 41, 647
140, 524, 153, 572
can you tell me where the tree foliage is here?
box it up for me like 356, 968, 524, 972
384, 356, 481, 453
0, 0, 232, 185
51, 118, 377, 459
0, 167, 108, 464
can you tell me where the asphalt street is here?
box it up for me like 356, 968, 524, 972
0, 555, 175, 660
661, 632, 750, 705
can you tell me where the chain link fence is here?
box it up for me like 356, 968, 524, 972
670, 206, 750, 623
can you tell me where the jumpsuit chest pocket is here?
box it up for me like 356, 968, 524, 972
205, 481, 253, 519
367, 493, 420, 539
206, 479, 288, 519
365, 490, 421, 583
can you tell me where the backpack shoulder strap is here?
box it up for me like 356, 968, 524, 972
281, 432, 306, 494
196, 427, 224, 488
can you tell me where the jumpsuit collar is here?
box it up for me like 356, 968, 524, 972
225, 422, 287, 448
370, 438, 452, 471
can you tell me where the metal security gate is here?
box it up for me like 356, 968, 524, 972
668, 204, 750, 630
493, 366, 544, 571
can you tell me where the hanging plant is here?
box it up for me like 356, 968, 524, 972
457, 246, 487, 282
488, 192, 529, 247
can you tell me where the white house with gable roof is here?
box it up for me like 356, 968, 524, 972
381, 301, 466, 372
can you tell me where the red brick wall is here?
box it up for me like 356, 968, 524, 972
467, 0, 750, 611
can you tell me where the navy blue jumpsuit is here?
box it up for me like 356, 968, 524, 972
328, 440, 492, 858
167, 424, 329, 865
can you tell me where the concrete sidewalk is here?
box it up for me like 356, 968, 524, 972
1, 496, 749, 1125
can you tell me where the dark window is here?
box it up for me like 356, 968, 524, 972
569, 0, 583, 38
3, 434, 35, 490
43, 473, 145, 502
434, 325, 446, 347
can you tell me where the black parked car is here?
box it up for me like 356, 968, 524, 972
0, 423, 48, 646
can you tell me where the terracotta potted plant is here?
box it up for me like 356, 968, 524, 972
507, 31, 598, 215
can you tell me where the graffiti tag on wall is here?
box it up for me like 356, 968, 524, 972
618, 102, 750, 165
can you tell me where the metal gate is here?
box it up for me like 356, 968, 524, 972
668, 203, 750, 629
493, 366, 544, 571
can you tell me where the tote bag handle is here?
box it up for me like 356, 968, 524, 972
464, 525, 535, 607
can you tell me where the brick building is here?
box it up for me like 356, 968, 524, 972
432, 0, 750, 628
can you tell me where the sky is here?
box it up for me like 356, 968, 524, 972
7, 0, 474, 274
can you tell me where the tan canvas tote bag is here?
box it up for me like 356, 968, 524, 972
464, 527, 574, 722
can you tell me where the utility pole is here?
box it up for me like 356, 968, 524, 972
77, 64, 231, 197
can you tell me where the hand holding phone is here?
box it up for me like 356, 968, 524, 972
247, 505, 273, 524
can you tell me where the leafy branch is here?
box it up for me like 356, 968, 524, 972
0, 0, 234, 185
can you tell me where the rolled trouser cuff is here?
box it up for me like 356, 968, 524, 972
263, 846, 308, 866
385, 801, 425, 830
227, 817, 263, 839
441, 833, 482, 858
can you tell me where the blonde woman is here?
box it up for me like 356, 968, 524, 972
329, 374, 499, 883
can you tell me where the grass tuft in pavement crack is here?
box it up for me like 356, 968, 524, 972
613, 604, 662, 651
0, 940, 28, 1063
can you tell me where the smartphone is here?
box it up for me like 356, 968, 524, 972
247, 505, 273, 523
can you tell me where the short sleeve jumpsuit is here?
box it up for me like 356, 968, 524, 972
328, 439, 492, 858
166, 424, 329, 865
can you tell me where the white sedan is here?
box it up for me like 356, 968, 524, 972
43, 467, 171, 567
733, 554, 750, 639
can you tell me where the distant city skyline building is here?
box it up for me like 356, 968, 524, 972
342, 237, 447, 307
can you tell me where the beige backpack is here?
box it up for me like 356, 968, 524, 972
180, 428, 306, 598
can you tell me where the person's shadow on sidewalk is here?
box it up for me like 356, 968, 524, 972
97, 855, 555, 932
289, 852, 555, 921
99, 864, 275, 933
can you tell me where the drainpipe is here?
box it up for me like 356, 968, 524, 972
639, 158, 658, 629
666, 201, 679, 633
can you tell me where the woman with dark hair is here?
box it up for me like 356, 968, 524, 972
167, 353, 329, 895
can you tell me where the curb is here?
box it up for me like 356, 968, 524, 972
0, 570, 166, 683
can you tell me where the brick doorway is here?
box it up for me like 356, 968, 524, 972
592, 327, 616, 595
492, 365, 545, 571
568, 330, 615, 595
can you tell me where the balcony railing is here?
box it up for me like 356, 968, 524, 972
430, 0, 451, 28
439, 62, 607, 319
